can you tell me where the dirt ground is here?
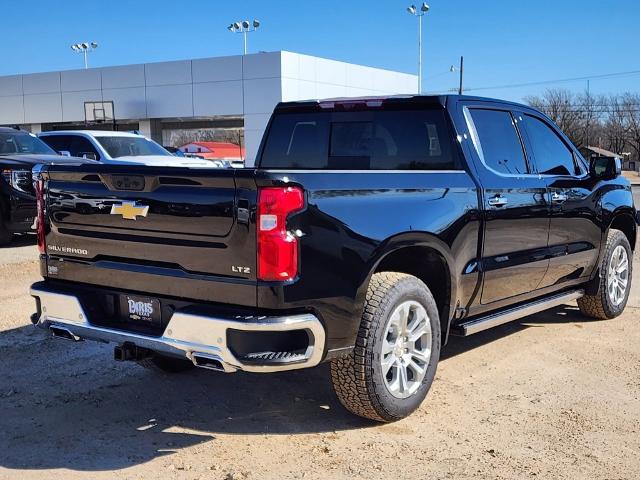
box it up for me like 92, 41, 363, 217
1, 235, 639, 480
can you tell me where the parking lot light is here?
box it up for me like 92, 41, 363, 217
406, 3, 430, 94
227, 19, 261, 55
70, 42, 98, 69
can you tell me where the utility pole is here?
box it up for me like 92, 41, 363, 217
586, 79, 591, 147
458, 56, 464, 95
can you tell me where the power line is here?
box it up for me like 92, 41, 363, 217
424, 69, 454, 81
459, 69, 640, 92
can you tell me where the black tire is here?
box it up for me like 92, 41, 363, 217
578, 229, 633, 319
138, 353, 195, 373
0, 218, 13, 246
330, 272, 441, 422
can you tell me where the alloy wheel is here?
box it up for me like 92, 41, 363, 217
607, 245, 629, 307
381, 300, 432, 399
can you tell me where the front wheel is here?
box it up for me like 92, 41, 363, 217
331, 272, 441, 422
578, 229, 632, 319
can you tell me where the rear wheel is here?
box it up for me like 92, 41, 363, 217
578, 229, 632, 319
138, 353, 195, 373
330, 272, 441, 422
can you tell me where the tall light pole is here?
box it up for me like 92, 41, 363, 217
228, 20, 261, 55
70, 42, 98, 69
407, 3, 429, 94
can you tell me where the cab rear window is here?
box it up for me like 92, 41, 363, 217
259, 110, 459, 170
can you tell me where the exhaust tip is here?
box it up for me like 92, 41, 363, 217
50, 326, 81, 342
191, 353, 228, 372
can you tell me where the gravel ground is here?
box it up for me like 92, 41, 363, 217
0, 235, 38, 266
632, 185, 640, 209
0, 240, 639, 480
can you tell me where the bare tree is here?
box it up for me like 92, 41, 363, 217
603, 94, 629, 154
525, 89, 584, 147
574, 91, 606, 148
623, 93, 640, 163
525, 89, 640, 169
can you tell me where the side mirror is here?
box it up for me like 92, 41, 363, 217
58, 150, 71, 157
589, 156, 621, 180
81, 152, 98, 161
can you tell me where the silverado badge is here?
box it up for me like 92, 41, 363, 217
110, 201, 149, 220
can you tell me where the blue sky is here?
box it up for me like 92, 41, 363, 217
3, 0, 639, 102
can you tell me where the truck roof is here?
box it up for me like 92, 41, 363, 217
274, 94, 529, 113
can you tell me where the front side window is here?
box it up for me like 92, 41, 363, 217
468, 108, 528, 176
96, 136, 170, 158
522, 115, 577, 176
67, 136, 100, 160
260, 110, 458, 170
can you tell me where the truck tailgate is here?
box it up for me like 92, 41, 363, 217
42, 165, 258, 306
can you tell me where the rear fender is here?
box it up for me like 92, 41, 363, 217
357, 232, 457, 337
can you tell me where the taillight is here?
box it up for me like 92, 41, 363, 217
35, 179, 46, 254
257, 186, 304, 281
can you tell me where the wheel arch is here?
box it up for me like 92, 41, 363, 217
358, 232, 457, 345
608, 208, 637, 252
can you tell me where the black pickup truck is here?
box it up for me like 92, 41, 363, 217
30, 95, 636, 422
0, 127, 91, 245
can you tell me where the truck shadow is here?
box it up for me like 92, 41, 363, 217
0, 304, 610, 472
0, 233, 37, 248
0, 324, 365, 472
442, 304, 595, 360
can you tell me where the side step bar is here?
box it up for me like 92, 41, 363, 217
453, 290, 584, 336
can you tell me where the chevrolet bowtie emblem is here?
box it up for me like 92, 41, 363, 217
110, 201, 149, 220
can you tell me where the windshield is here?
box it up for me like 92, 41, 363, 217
0, 132, 57, 156
96, 136, 171, 158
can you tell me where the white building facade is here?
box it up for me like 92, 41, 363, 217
0, 51, 417, 165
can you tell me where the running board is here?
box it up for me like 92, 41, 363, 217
453, 290, 584, 336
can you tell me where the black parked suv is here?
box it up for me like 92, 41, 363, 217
0, 127, 92, 245
30, 95, 636, 421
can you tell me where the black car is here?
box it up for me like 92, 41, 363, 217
0, 127, 90, 245
30, 95, 636, 422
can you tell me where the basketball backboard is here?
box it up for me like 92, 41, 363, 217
84, 101, 114, 123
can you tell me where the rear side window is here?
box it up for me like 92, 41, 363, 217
39, 135, 69, 153
260, 110, 458, 170
468, 109, 528, 176
522, 115, 578, 175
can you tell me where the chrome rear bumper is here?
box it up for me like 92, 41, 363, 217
31, 285, 325, 373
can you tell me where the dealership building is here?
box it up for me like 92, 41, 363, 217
0, 51, 417, 165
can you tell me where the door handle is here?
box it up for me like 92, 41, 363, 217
488, 195, 508, 207
551, 192, 568, 204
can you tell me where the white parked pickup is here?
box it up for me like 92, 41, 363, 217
38, 130, 216, 168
